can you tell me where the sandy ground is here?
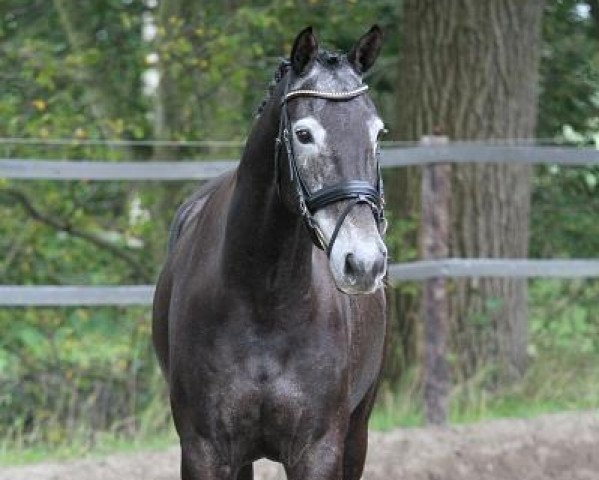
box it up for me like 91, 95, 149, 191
2, 411, 598, 480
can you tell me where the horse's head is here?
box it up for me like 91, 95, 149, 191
276, 26, 387, 295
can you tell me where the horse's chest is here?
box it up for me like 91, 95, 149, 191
197, 320, 348, 444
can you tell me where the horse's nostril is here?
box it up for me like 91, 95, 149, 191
343, 250, 385, 287
344, 253, 359, 278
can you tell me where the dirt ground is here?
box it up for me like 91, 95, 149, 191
2, 411, 598, 480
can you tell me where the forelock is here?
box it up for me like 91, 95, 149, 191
256, 50, 367, 118
293, 50, 363, 92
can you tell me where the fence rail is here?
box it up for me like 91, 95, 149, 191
0, 159, 238, 180
388, 258, 599, 281
1, 145, 597, 180
2, 259, 599, 306
380, 144, 599, 166
0, 285, 153, 306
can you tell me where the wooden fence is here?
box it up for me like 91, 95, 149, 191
2, 140, 599, 424
1, 144, 597, 180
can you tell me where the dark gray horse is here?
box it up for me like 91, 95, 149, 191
153, 25, 388, 480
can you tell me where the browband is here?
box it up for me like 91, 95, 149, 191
283, 85, 369, 103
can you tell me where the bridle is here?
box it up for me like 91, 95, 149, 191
274, 67, 386, 258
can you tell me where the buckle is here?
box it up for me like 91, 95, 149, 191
304, 215, 327, 251
298, 198, 308, 216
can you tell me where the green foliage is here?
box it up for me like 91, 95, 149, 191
539, 0, 599, 140
533, 2, 599, 261
0, 0, 148, 140
529, 279, 599, 353
531, 164, 599, 258
0, 307, 171, 454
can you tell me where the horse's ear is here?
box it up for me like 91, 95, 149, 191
348, 25, 383, 74
290, 26, 318, 76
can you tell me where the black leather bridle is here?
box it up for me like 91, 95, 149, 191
274, 69, 386, 257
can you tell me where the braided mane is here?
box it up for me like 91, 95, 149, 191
254, 59, 291, 117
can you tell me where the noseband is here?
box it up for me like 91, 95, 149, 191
274, 71, 385, 257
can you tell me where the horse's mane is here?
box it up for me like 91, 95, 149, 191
254, 59, 291, 118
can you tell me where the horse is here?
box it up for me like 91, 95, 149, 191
152, 25, 388, 480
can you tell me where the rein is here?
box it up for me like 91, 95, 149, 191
274, 70, 385, 258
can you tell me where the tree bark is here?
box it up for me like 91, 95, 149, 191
395, 0, 545, 382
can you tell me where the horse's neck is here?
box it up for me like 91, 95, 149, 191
222, 100, 313, 297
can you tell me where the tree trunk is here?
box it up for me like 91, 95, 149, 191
395, 0, 544, 383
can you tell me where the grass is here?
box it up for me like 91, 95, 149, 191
371, 350, 599, 431
0, 377, 177, 466
0, 428, 177, 466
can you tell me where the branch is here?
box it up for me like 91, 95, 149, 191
0, 219, 31, 277
2, 187, 154, 283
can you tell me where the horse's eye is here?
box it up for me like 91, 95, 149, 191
295, 129, 314, 144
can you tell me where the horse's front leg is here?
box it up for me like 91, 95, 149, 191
284, 426, 346, 480
180, 436, 237, 480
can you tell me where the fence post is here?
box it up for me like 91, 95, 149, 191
420, 134, 451, 425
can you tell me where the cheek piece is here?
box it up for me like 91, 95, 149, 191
274, 63, 386, 258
